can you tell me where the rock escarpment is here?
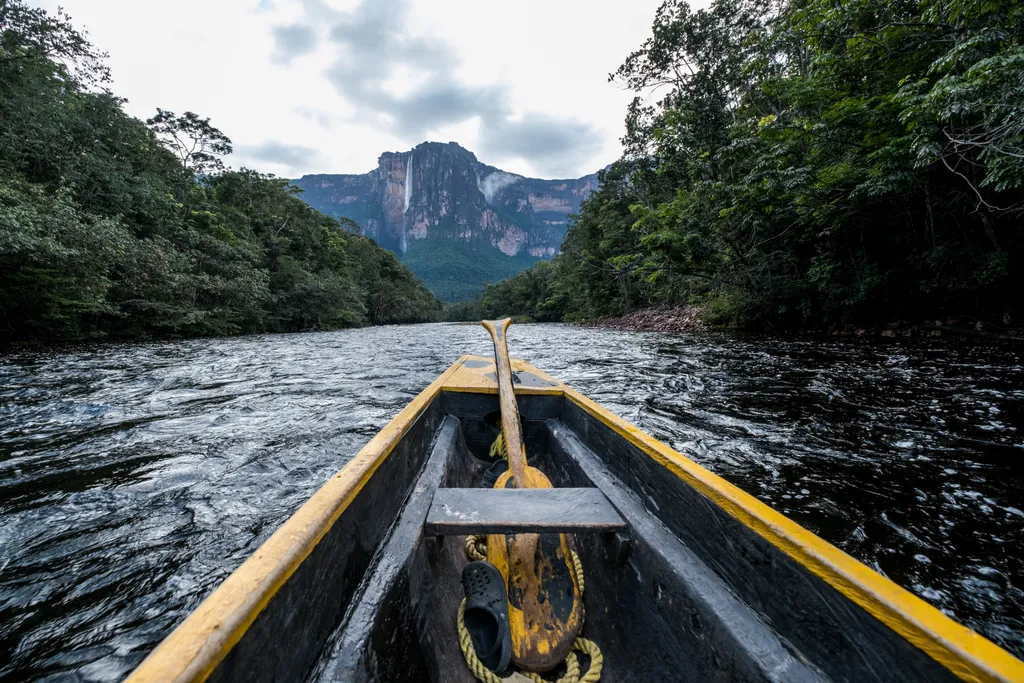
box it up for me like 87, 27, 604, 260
291, 141, 600, 257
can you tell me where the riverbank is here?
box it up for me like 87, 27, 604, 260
585, 305, 707, 332
828, 318, 1022, 341
585, 305, 1022, 342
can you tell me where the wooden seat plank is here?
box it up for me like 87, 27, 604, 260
425, 487, 625, 535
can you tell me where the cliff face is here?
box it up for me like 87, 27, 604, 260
291, 141, 600, 258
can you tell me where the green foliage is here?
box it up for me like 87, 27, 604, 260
147, 109, 233, 175
0, 1, 439, 342
0, 179, 128, 338
0, 0, 110, 89
351, 236, 443, 323
461, 0, 1024, 329
447, 260, 567, 322
399, 237, 542, 303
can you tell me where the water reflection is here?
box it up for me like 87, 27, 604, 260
0, 325, 1021, 679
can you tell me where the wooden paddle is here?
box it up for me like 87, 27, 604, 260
481, 319, 583, 672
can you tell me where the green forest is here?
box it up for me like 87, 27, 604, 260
0, 2, 440, 344
455, 0, 1023, 331
400, 238, 541, 303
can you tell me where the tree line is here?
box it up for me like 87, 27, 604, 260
452, 0, 1023, 331
0, 1, 440, 343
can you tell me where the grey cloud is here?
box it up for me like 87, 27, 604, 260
327, 1, 454, 71
479, 114, 603, 178
272, 0, 602, 176
237, 141, 323, 174
325, 55, 508, 137
320, 0, 487, 137
296, 0, 340, 24
294, 106, 345, 129
271, 24, 317, 65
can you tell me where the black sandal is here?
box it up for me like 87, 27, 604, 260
461, 561, 512, 673
481, 459, 509, 489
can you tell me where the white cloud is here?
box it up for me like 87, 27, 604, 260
33, 0, 690, 178
478, 171, 521, 204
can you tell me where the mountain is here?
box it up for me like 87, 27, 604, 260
290, 141, 600, 301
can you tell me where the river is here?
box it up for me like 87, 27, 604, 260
1, 323, 1021, 680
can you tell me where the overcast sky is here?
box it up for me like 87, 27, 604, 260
33, 0, 682, 179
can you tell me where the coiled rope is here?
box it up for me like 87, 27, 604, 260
458, 602, 602, 683
458, 534, 602, 682
458, 444, 604, 683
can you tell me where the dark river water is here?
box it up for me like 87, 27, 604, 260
1, 324, 1022, 680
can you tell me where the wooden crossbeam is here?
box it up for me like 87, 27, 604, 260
425, 487, 625, 535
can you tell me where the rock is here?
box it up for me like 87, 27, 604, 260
289, 141, 599, 258
929, 329, 942, 337
587, 305, 707, 333
881, 329, 896, 338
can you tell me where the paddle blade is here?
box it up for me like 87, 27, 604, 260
486, 467, 584, 672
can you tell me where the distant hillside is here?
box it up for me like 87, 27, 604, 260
291, 141, 600, 301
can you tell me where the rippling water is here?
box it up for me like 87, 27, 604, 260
1, 324, 1021, 680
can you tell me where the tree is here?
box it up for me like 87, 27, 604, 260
146, 109, 233, 175
0, 0, 110, 88
458, 0, 1024, 330
0, 0, 441, 343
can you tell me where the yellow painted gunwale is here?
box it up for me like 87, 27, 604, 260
441, 354, 564, 395
125, 357, 468, 683
562, 385, 1024, 683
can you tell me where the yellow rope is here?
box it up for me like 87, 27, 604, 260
570, 639, 603, 683
457, 599, 505, 683
458, 535, 602, 683
570, 548, 585, 596
525, 652, 580, 683
466, 534, 488, 562
489, 431, 508, 459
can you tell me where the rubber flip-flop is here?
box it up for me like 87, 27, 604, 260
461, 561, 512, 673
481, 459, 509, 489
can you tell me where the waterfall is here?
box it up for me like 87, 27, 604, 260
403, 153, 414, 213
400, 152, 413, 254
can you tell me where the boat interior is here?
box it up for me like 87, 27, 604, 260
129, 356, 1019, 683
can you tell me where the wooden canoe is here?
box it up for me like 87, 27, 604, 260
126, 355, 1024, 683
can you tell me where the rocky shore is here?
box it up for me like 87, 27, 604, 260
586, 305, 707, 333
829, 318, 1022, 341
585, 307, 1021, 341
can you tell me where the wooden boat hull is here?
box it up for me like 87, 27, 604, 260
127, 356, 1024, 683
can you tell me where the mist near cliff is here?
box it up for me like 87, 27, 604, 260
478, 171, 521, 204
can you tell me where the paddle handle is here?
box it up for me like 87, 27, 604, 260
481, 318, 529, 488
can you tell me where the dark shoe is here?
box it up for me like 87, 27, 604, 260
461, 561, 512, 673
481, 459, 509, 488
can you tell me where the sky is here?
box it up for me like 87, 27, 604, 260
34, 0, 676, 180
